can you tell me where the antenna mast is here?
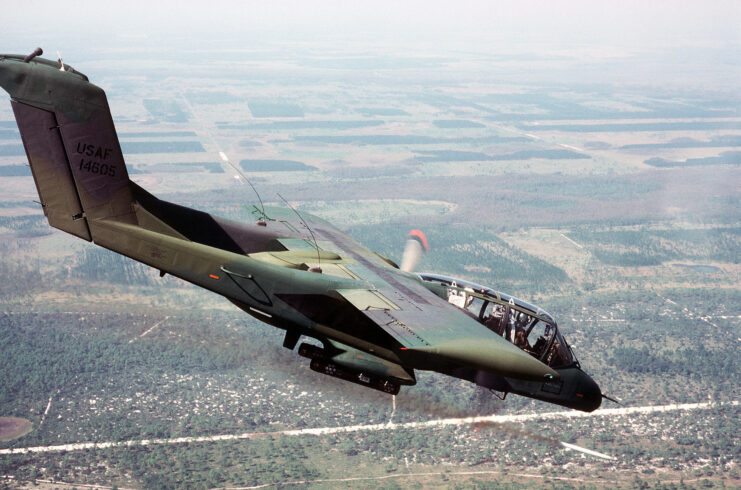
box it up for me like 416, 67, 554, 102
219, 152, 269, 225
278, 193, 322, 273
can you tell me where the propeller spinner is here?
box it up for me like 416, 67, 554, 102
401, 229, 429, 272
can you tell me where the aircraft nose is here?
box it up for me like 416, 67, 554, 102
574, 371, 602, 412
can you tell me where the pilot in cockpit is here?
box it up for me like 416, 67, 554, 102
513, 312, 532, 351
484, 304, 506, 336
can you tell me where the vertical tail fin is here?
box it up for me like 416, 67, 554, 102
0, 53, 134, 240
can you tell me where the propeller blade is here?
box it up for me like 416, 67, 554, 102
401, 229, 429, 272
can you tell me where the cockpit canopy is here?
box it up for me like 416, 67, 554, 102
419, 273, 577, 369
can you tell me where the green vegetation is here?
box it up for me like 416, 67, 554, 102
299, 55, 443, 70
65, 248, 160, 285
415, 150, 490, 162
142, 99, 189, 123
474, 92, 738, 121
299, 199, 453, 227
357, 107, 409, 116
185, 90, 242, 104
433, 120, 485, 129
120, 141, 205, 154
568, 227, 741, 266
644, 151, 741, 167
118, 131, 198, 138
610, 346, 739, 379
219, 120, 384, 130
0, 215, 49, 237
491, 149, 589, 160
238, 139, 263, 148
0, 129, 19, 139
240, 159, 317, 171
415, 149, 588, 162
520, 121, 741, 132
0, 164, 30, 176
672, 263, 719, 273
529, 177, 662, 201
247, 100, 304, 118
346, 223, 570, 294
137, 162, 223, 173
324, 164, 417, 179
621, 135, 741, 150
0, 244, 42, 299
0, 144, 25, 156
293, 134, 527, 145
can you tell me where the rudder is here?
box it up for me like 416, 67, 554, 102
11, 100, 92, 239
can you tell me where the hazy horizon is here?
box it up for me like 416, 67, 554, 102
4, 1, 740, 51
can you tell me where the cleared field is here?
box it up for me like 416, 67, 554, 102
0, 417, 32, 442
499, 228, 594, 285
499, 225, 741, 294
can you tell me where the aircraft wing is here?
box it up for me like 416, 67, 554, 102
257, 206, 558, 382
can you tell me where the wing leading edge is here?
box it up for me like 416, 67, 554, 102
264, 207, 558, 382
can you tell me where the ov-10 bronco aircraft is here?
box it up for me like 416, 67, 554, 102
0, 49, 605, 412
